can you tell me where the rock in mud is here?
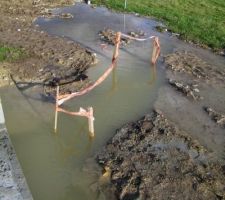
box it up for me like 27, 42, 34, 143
128, 30, 146, 38
0, 65, 11, 87
99, 29, 131, 46
58, 13, 74, 19
168, 79, 202, 100
204, 107, 225, 128
155, 25, 168, 33
97, 110, 225, 200
42, 12, 74, 19
165, 51, 225, 83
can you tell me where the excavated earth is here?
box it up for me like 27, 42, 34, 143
96, 50, 225, 200
97, 110, 225, 200
0, 0, 96, 94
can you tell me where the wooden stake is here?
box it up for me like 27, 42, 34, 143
54, 85, 59, 133
88, 107, 94, 137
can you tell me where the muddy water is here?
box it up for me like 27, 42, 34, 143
1, 4, 165, 200
1, 3, 225, 200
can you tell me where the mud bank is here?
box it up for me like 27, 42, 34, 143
97, 49, 225, 199
0, 0, 94, 93
156, 51, 225, 159
97, 110, 225, 200
0, 100, 32, 200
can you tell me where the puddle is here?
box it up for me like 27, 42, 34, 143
1, 3, 225, 200
1, 4, 165, 200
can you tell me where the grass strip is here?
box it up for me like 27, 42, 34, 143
0, 45, 26, 62
92, 0, 225, 50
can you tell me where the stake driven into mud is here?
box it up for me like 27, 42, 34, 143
54, 32, 160, 136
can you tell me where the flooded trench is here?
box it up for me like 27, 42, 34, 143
0, 3, 225, 200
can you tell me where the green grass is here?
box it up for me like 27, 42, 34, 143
92, 0, 225, 50
0, 45, 26, 62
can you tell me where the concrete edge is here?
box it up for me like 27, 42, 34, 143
0, 98, 33, 200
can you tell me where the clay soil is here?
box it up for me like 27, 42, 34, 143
96, 51, 225, 199
97, 110, 225, 200
0, 0, 95, 94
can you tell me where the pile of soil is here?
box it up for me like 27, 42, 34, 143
97, 110, 225, 200
204, 107, 225, 128
168, 79, 202, 100
99, 29, 131, 46
98, 29, 146, 47
0, 0, 95, 94
164, 50, 225, 129
165, 51, 225, 83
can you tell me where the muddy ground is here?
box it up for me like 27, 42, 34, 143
0, 0, 96, 94
1, 1, 225, 199
96, 50, 225, 200
97, 110, 225, 200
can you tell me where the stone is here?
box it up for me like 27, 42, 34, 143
204, 107, 225, 128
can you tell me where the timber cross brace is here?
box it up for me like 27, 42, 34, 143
54, 32, 160, 137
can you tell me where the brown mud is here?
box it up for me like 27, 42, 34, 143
98, 29, 146, 46
165, 51, 225, 83
99, 29, 131, 46
204, 107, 225, 128
97, 49, 225, 199
97, 110, 225, 200
1, 1, 225, 199
0, 0, 95, 94
168, 79, 202, 101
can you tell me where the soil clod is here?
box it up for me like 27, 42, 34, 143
99, 29, 131, 46
168, 79, 202, 100
165, 51, 225, 83
204, 107, 225, 128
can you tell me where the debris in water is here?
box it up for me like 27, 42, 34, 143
204, 107, 225, 128
168, 79, 202, 100
99, 29, 130, 46
165, 51, 225, 84
58, 13, 74, 19
128, 30, 146, 38
155, 25, 168, 32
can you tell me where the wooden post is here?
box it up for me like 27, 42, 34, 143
54, 85, 59, 133
124, 0, 127, 9
88, 107, 94, 137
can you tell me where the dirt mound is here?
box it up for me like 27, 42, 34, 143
165, 51, 225, 83
97, 110, 225, 200
204, 107, 225, 128
0, 0, 95, 94
99, 29, 147, 47
168, 79, 202, 100
99, 29, 131, 46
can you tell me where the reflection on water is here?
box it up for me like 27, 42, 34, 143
0, 3, 166, 200
149, 65, 157, 85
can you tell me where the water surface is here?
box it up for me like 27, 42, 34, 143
1, 4, 165, 200
1, 3, 225, 200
